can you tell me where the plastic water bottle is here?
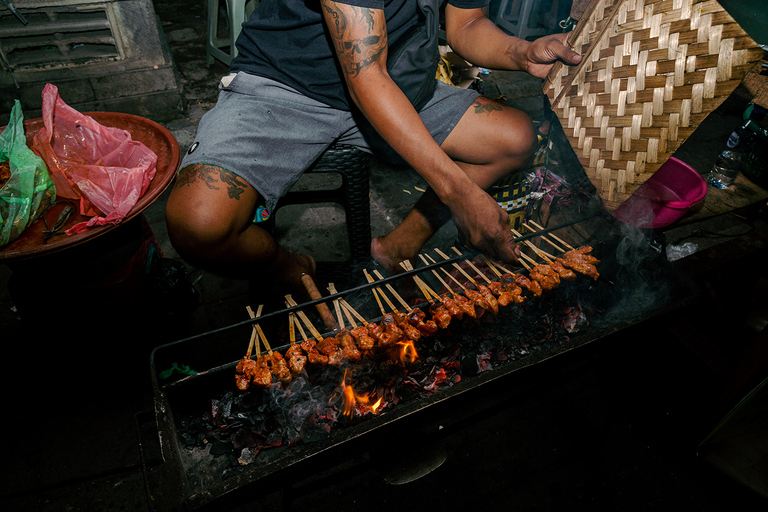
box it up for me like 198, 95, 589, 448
707, 104, 764, 189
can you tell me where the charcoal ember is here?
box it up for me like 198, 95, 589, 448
209, 439, 232, 456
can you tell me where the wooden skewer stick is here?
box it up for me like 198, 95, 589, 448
512, 228, 554, 264
285, 294, 324, 341
373, 269, 410, 311
480, 255, 503, 278
400, 260, 435, 302
451, 247, 492, 284
340, 297, 368, 326
423, 253, 467, 291
518, 252, 537, 269
363, 269, 387, 315
293, 311, 309, 343
522, 222, 565, 253
328, 283, 358, 328
526, 220, 574, 250
434, 248, 477, 285
327, 282, 346, 330
419, 254, 455, 296
247, 304, 272, 355
245, 305, 263, 357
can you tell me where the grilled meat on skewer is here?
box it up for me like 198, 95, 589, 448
350, 325, 375, 351
505, 273, 543, 297
430, 302, 452, 328
407, 307, 439, 336
549, 259, 577, 281
336, 330, 362, 362
487, 280, 525, 306
563, 246, 599, 265
529, 264, 560, 292
556, 257, 599, 280
285, 344, 308, 376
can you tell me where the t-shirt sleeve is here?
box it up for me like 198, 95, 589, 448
447, 0, 491, 9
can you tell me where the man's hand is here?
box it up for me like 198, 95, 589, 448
447, 186, 521, 264
523, 32, 582, 79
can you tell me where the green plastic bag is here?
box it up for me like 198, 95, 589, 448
0, 100, 56, 248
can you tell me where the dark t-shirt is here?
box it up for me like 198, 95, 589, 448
230, 0, 489, 111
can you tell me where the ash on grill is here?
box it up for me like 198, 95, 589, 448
176, 279, 596, 477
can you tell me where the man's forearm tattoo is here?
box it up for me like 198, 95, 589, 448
176, 165, 246, 200
321, 1, 386, 78
472, 98, 504, 115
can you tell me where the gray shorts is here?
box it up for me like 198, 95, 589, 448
180, 72, 480, 214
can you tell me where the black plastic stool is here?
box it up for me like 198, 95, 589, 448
270, 143, 372, 281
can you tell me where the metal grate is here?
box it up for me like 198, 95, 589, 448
0, 7, 119, 69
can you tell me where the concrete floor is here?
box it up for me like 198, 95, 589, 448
1, 1, 768, 511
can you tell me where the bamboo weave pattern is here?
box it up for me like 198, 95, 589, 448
544, 0, 763, 211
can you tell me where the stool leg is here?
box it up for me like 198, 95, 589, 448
340, 154, 372, 264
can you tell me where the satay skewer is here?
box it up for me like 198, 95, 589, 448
326, 282, 346, 330
247, 304, 272, 355
512, 228, 556, 263
451, 247, 494, 284
328, 283, 360, 329
364, 270, 400, 313
285, 294, 324, 341
434, 248, 478, 285
526, 220, 574, 250
400, 259, 438, 302
363, 269, 388, 315
373, 269, 411, 311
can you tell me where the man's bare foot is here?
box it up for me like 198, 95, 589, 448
371, 236, 409, 276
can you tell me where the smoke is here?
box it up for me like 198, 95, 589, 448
597, 221, 670, 325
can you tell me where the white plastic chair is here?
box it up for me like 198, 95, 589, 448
493, 0, 548, 41
206, 0, 258, 66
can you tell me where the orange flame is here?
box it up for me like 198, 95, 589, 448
397, 339, 419, 364
339, 369, 384, 418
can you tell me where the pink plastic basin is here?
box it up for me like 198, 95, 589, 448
611, 157, 707, 229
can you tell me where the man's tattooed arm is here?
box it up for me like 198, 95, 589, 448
320, 0, 387, 79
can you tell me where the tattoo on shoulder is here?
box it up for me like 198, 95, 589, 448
321, 1, 386, 78
471, 98, 504, 115
176, 165, 247, 200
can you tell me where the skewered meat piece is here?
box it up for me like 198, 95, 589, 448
549, 259, 577, 281
505, 272, 543, 297
463, 288, 492, 314
336, 330, 361, 362
393, 312, 421, 341
556, 257, 599, 280
488, 280, 524, 306
407, 307, 438, 336
285, 344, 307, 376
376, 314, 404, 347
529, 264, 560, 292
267, 351, 292, 385
476, 284, 499, 315
440, 295, 464, 320
563, 246, 599, 265
452, 293, 478, 318
235, 357, 257, 391
301, 339, 329, 366
252, 357, 274, 388
317, 336, 345, 365
429, 302, 452, 329
350, 325, 375, 351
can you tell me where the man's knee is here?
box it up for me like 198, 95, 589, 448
165, 165, 256, 264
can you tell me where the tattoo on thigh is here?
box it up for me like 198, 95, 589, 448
176, 166, 247, 200
471, 98, 504, 115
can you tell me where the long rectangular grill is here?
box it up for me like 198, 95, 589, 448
147, 212, 696, 510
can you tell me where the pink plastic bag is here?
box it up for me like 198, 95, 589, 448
32, 83, 157, 235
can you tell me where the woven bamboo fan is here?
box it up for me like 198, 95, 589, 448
544, 0, 764, 211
